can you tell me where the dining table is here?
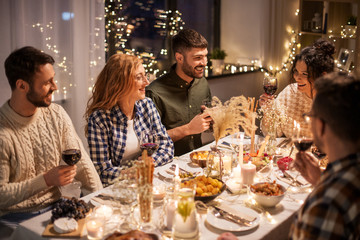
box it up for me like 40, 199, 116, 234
11, 133, 312, 240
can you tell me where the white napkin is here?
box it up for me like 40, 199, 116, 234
218, 203, 256, 222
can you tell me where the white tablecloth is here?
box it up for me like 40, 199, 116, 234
12, 135, 310, 240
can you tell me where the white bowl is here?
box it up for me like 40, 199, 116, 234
249, 182, 286, 207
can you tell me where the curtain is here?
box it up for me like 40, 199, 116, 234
0, 0, 105, 148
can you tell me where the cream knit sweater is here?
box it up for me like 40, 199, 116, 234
261, 84, 312, 138
0, 102, 102, 216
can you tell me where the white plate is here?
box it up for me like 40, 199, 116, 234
157, 167, 201, 180
206, 206, 260, 232
274, 169, 311, 187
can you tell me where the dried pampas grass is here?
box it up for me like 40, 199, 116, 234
204, 96, 257, 145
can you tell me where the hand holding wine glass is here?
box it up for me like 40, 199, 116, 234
260, 77, 278, 107
140, 130, 159, 157
288, 122, 314, 187
292, 122, 313, 152
263, 76, 278, 96
59, 143, 82, 197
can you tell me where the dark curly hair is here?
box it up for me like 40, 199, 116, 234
290, 39, 335, 98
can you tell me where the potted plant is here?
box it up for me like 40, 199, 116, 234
210, 48, 227, 74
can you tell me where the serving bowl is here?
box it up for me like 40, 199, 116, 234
182, 175, 226, 203
249, 182, 286, 207
195, 180, 226, 203
190, 151, 209, 168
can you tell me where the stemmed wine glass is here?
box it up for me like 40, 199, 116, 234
60, 145, 82, 198
288, 122, 313, 187
263, 76, 278, 96
140, 130, 160, 157
113, 168, 138, 232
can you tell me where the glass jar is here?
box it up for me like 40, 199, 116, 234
172, 182, 199, 240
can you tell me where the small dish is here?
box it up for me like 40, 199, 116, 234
249, 182, 286, 207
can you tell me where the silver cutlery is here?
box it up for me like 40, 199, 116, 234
212, 206, 256, 227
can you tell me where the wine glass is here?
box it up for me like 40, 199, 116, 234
113, 175, 138, 233
140, 130, 159, 157
288, 123, 313, 187
292, 123, 313, 152
59, 142, 82, 198
263, 76, 278, 96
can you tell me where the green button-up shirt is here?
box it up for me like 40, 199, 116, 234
146, 64, 211, 156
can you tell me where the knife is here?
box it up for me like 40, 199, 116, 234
213, 206, 256, 226
283, 171, 304, 186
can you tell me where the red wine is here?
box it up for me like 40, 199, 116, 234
62, 149, 81, 166
294, 139, 313, 151
264, 85, 278, 95
140, 143, 159, 156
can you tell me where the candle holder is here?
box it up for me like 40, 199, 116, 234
86, 213, 105, 240
205, 146, 233, 181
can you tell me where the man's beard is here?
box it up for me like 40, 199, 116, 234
181, 59, 205, 79
26, 87, 52, 107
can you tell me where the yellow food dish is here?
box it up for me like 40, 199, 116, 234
181, 175, 223, 197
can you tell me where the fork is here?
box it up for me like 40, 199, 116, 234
212, 208, 253, 227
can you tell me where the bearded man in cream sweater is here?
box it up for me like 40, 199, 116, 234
0, 46, 103, 234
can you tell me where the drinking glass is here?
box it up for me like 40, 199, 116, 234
172, 182, 199, 240
292, 124, 313, 152
113, 168, 138, 232
59, 142, 82, 198
140, 130, 159, 157
289, 123, 313, 186
263, 76, 278, 96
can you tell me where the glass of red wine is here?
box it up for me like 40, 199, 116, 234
140, 130, 159, 157
60, 147, 82, 198
263, 76, 278, 96
292, 123, 313, 152
62, 149, 81, 166
288, 123, 313, 188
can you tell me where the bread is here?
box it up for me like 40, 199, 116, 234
105, 230, 154, 240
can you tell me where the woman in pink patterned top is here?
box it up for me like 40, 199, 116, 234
259, 39, 335, 138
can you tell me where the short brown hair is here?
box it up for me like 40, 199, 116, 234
172, 29, 208, 54
312, 72, 360, 143
4, 46, 54, 90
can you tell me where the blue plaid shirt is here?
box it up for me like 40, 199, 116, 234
87, 97, 174, 186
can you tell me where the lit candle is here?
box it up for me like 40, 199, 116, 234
232, 165, 241, 179
153, 185, 166, 201
238, 133, 244, 165
166, 199, 176, 229
174, 164, 180, 184
94, 205, 113, 221
86, 215, 104, 239
241, 161, 256, 185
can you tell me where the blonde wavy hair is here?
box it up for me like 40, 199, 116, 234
85, 53, 142, 134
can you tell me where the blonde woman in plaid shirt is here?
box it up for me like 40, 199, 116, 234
85, 54, 174, 186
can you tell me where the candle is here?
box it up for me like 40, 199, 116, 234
241, 161, 256, 185
153, 185, 166, 201
174, 164, 180, 183
86, 214, 105, 240
232, 165, 241, 179
238, 133, 244, 165
250, 112, 256, 154
166, 199, 176, 229
94, 205, 113, 221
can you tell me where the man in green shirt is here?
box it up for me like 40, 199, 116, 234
146, 29, 212, 156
